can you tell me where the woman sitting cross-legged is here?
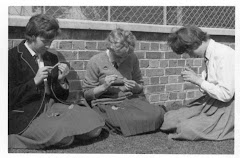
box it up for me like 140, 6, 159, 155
8, 14, 105, 149
82, 28, 166, 137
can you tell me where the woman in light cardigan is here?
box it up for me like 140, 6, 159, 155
82, 28, 166, 136
160, 26, 234, 140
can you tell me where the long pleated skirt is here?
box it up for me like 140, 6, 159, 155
8, 103, 105, 149
160, 95, 234, 140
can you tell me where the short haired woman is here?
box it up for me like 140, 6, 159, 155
160, 26, 234, 140
8, 14, 104, 149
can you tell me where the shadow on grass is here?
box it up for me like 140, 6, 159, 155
44, 128, 110, 150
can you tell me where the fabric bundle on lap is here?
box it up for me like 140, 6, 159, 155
92, 94, 165, 136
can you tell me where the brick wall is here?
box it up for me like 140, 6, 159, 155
8, 26, 235, 107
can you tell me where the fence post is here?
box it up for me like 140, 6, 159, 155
108, 6, 111, 22
163, 6, 167, 25
177, 6, 183, 25
41, 6, 45, 14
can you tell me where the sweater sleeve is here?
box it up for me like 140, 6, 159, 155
131, 54, 144, 85
45, 52, 69, 101
82, 57, 100, 101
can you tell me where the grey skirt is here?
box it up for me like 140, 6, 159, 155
160, 95, 234, 140
8, 102, 105, 149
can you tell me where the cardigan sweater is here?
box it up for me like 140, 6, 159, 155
82, 51, 143, 102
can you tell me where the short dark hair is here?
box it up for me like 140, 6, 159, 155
24, 14, 60, 42
167, 25, 209, 55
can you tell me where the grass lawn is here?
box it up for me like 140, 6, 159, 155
8, 104, 234, 154
8, 128, 234, 154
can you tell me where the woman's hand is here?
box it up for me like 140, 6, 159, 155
103, 75, 118, 90
181, 67, 204, 86
123, 79, 142, 93
34, 66, 52, 85
58, 63, 70, 81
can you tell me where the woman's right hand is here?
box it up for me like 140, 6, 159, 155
93, 75, 119, 98
103, 75, 118, 89
34, 66, 52, 85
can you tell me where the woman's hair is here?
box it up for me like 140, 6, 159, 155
24, 14, 61, 42
107, 28, 136, 55
167, 25, 209, 54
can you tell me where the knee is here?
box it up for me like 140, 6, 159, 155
75, 127, 102, 140
87, 127, 102, 138
55, 136, 74, 147
178, 121, 193, 134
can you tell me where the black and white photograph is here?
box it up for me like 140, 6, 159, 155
1, 0, 239, 157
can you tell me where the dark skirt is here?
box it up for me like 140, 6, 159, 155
8, 103, 105, 149
92, 95, 165, 136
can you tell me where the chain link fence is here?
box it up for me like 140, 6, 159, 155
9, 6, 235, 29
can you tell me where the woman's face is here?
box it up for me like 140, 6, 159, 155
30, 36, 54, 55
111, 42, 130, 63
186, 43, 205, 58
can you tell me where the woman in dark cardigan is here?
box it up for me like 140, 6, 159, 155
82, 28, 166, 136
8, 14, 104, 149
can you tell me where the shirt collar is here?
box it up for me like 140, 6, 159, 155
205, 39, 215, 61
24, 41, 37, 57
106, 49, 114, 63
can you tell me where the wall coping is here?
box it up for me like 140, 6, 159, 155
9, 15, 235, 36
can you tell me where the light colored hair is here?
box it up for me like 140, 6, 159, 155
107, 28, 136, 55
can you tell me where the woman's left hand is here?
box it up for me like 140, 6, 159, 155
123, 79, 142, 93
58, 63, 70, 81
181, 67, 203, 86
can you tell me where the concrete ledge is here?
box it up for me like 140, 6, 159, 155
9, 15, 235, 36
